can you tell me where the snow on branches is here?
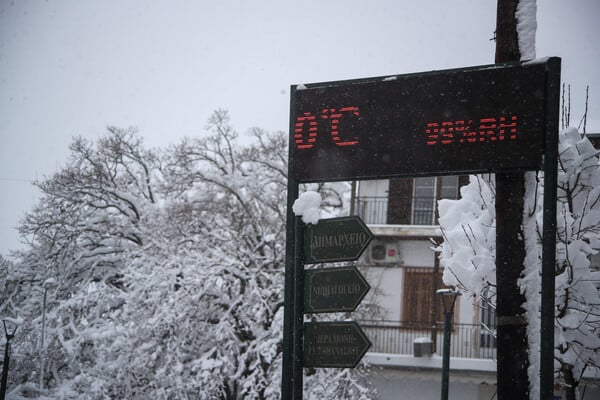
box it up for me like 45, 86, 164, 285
437, 127, 600, 396
3, 111, 371, 399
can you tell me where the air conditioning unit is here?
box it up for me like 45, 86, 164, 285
365, 239, 401, 264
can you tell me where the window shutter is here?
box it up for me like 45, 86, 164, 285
403, 268, 444, 324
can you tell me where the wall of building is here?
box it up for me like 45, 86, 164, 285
361, 237, 476, 325
362, 266, 403, 321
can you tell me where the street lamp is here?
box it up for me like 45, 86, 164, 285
40, 278, 56, 391
436, 288, 460, 400
1, 317, 21, 400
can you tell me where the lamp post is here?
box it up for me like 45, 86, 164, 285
39, 278, 56, 391
1, 318, 20, 400
436, 288, 460, 400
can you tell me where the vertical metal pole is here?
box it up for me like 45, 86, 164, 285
40, 287, 47, 390
281, 181, 298, 399
431, 257, 441, 348
0, 322, 16, 400
282, 85, 303, 400
440, 311, 452, 400
540, 57, 561, 400
349, 181, 357, 216
0, 340, 10, 400
292, 218, 305, 399
282, 212, 304, 400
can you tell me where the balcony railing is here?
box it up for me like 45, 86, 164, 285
361, 320, 497, 360
412, 197, 436, 225
353, 196, 436, 225
354, 196, 389, 225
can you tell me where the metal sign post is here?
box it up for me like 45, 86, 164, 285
539, 60, 561, 400
281, 85, 303, 398
282, 58, 561, 400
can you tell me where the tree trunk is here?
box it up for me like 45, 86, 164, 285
494, 1, 531, 399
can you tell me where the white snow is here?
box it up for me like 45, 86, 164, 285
516, 0, 537, 60
523, 56, 550, 65
438, 127, 600, 399
292, 191, 321, 224
1, 316, 24, 326
43, 277, 57, 286
185, 184, 204, 203
521, 170, 542, 400
413, 337, 432, 344
437, 175, 496, 297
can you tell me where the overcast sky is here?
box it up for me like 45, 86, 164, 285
1, 0, 599, 256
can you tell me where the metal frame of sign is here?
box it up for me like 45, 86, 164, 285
290, 59, 556, 183
282, 57, 561, 400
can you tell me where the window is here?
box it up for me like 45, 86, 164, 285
412, 177, 436, 225
358, 175, 462, 225
355, 179, 389, 224
411, 176, 459, 225
440, 175, 459, 199
402, 267, 443, 324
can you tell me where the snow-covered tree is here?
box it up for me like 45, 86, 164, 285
2, 111, 373, 399
438, 128, 600, 399
5, 127, 161, 398
553, 128, 600, 397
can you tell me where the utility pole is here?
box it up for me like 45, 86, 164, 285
494, 1, 530, 399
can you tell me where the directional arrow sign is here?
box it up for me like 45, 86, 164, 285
303, 321, 372, 368
304, 266, 370, 313
304, 216, 373, 264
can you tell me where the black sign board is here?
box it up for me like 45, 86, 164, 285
303, 321, 372, 368
304, 266, 370, 313
304, 216, 373, 264
291, 58, 560, 182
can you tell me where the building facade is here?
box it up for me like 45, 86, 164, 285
353, 175, 599, 399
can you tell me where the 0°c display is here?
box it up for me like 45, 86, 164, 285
290, 58, 560, 183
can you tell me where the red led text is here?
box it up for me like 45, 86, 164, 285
295, 106, 360, 149
426, 116, 518, 146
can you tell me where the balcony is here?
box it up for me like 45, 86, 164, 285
353, 196, 436, 225
361, 320, 497, 360
354, 196, 389, 224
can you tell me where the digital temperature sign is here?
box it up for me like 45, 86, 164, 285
290, 58, 560, 183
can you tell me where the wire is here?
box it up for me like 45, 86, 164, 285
0, 177, 34, 183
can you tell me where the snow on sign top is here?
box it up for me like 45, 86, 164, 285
290, 58, 561, 183
292, 191, 321, 225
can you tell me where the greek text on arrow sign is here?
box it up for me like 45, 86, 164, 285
304, 216, 373, 264
304, 266, 370, 313
303, 321, 372, 368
